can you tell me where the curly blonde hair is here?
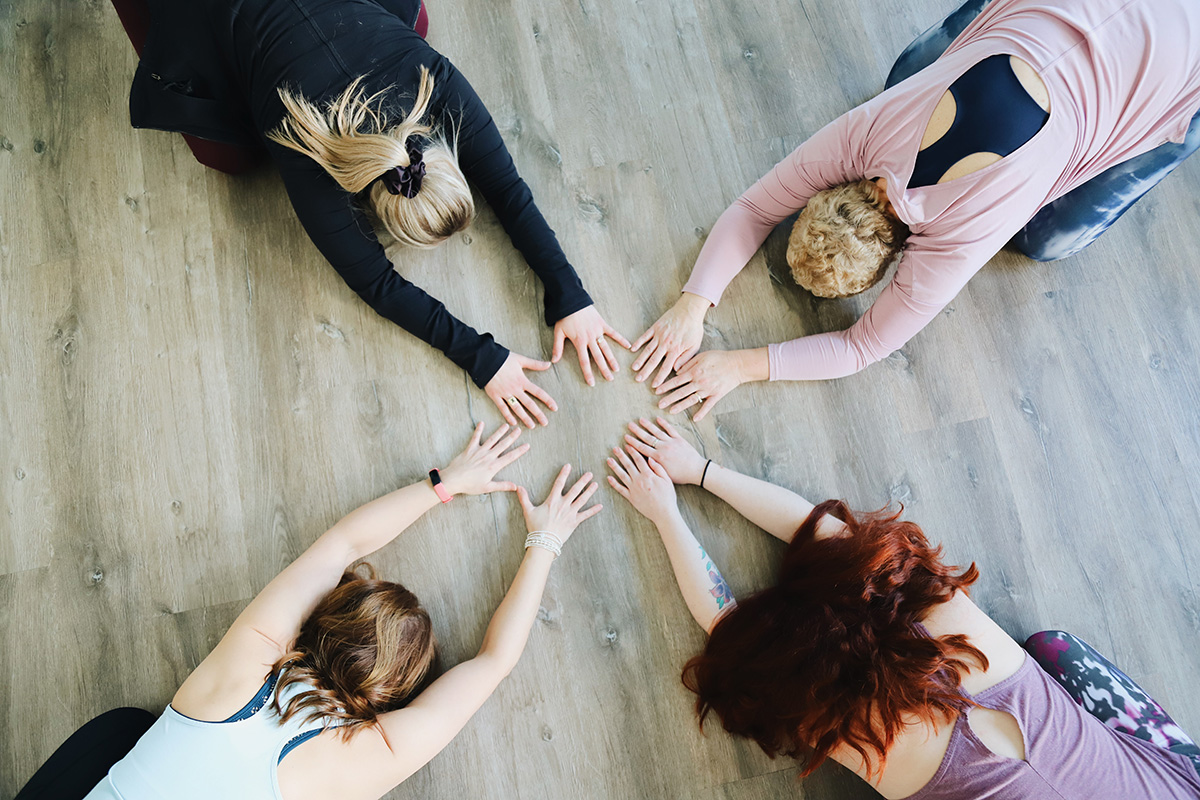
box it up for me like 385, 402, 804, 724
786, 180, 908, 298
269, 68, 473, 249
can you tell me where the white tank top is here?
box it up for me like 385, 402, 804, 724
84, 678, 330, 800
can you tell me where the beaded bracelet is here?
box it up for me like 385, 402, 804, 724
524, 530, 563, 558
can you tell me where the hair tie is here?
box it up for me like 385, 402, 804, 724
379, 140, 426, 198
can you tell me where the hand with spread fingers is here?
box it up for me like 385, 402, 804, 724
552, 305, 632, 387
622, 417, 707, 485
440, 422, 530, 497
606, 444, 679, 526
653, 348, 769, 422
485, 351, 559, 429
516, 464, 603, 546
630, 292, 710, 389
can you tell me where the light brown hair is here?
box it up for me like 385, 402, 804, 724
271, 563, 437, 735
786, 180, 908, 298
268, 68, 473, 248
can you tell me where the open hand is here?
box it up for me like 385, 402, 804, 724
631, 292, 709, 388
552, 305, 632, 386
607, 445, 679, 525
485, 352, 558, 429
655, 349, 765, 422
441, 423, 529, 496
622, 417, 707, 485
515, 465, 602, 547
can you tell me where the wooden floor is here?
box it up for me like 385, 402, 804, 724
3, 0, 1200, 798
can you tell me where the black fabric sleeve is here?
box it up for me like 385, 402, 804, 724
271, 146, 509, 388
431, 60, 593, 326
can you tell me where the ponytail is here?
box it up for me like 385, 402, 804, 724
268, 68, 473, 248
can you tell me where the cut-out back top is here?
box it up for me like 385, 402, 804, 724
903, 654, 1200, 799
683, 0, 1200, 381
909, 54, 1049, 188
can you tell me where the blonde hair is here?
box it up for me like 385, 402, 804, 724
270, 564, 437, 737
786, 180, 908, 298
268, 68, 473, 249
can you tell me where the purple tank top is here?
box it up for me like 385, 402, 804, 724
903, 654, 1200, 800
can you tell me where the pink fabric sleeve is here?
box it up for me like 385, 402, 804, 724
682, 114, 862, 305
766, 232, 1011, 381
765, 260, 950, 380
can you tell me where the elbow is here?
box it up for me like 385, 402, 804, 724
475, 643, 522, 678
846, 333, 890, 375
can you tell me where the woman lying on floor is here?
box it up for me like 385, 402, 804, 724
16, 424, 600, 800
117, 0, 629, 428
631, 0, 1200, 422
606, 417, 1200, 798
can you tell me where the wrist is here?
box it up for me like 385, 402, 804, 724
429, 469, 455, 503
678, 291, 711, 318
523, 545, 557, 567
650, 505, 685, 528
684, 460, 707, 486
524, 530, 563, 559
736, 348, 770, 383
698, 459, 717, 490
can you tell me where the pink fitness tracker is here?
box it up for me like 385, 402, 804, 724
428, 469, 453, 503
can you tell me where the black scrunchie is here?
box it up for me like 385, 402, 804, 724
379, 140, 427, 198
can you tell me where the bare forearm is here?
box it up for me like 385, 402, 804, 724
703, 464, 843, 542
477, 547, 555, 670
328, 480, 441, 562
655, 511, 735, 633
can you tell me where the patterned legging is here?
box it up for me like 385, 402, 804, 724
1024, 630, 1200, 774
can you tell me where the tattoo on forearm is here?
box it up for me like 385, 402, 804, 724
698, 544, 735, 610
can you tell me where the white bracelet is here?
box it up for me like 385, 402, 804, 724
524, 530, 563, 557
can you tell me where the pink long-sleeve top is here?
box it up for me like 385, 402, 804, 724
684, 0, 1200, 381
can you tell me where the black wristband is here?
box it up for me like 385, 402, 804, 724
700, 460, 713, 489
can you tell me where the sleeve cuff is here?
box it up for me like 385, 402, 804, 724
766, 343, 783, 382
681, 279, 722, 307
543, 288, 594, 327
468, 339, 511, 388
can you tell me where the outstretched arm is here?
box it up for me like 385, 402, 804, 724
175, 423, 530, 716
437, 61, 632, 384
632, 113, 862, 388
622, 417, 845, 542
607, 445, 734, 632
345, 465, 602, 793
272, 146, 510, 388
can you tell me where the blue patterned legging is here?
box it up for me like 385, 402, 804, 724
1024, 630, 1200, 773
885, 0, 1200, 262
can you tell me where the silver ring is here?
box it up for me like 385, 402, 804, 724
506, 396, 519, 406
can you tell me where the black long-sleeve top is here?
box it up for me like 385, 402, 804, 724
130, 0, 592, 387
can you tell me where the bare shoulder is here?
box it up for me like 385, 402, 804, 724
171, 626, 286, 721
277, 724, 399, 800
920, 592, 1027, 694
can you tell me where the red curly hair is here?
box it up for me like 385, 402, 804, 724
681, 500, 986, 779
